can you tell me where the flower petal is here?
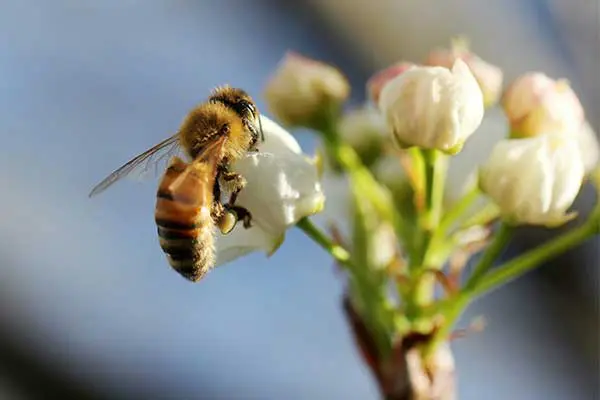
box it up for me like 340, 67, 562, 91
214, 224, 283, 266
232, 152, 324, 234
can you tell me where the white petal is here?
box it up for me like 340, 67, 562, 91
214, 224, 282, 266
257, 114, 302, 155
577, 121, 600, 173
232, 152, 324, 234
310, 171, 351, 232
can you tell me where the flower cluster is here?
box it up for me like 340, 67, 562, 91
204, 39, 599, 399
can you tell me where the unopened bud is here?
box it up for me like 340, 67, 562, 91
502, 72, 584, 138
479, 133, 585, 227
338, 106, 387, 167
264, 52, 350, 128
379, 60, 484, 155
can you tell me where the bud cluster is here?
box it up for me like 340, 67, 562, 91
207, 38, 600, 400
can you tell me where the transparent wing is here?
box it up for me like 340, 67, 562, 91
167, 135, 228, 195
88, 134, 185, 197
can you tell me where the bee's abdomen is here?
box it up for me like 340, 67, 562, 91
154, 158, 215, 282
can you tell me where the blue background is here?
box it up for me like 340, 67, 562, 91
0, 1, 597, 399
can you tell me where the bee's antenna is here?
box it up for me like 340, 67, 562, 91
258, 115, 265, 142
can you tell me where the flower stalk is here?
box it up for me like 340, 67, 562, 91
296, 217, 353, 268
464, 222, 514, 289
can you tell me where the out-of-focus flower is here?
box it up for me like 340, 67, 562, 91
311, 169, 351, 233
264, 51, 350, 128
214, 115, 325, 265
479, 133, 585, 227
502, 72, 584, 138
576, 121, 600, 174
338, 106, 388, 166
367, 221, 398, 270
426, 39, 503, 107
366, 61, 417, 105
378, 60, 484, 155
372, 153, 408, 193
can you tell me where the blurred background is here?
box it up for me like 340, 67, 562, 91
0, 0, 597, 399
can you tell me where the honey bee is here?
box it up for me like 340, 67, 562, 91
89, 86, 264, 281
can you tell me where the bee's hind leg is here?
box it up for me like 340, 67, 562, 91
219, 170, 253, 229
225, 205, 253, 229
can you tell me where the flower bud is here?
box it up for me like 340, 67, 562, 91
373, 154, 416, 219
372, 154, 407, 193
479, 133, 585, 227
426, 39, 503, 107
502, 72, 584, 138
378, 60, 484, 155
338, 106, 387, 167
264, 52, 350, 128
366, 62, 416, 105
578, 121, 600, 174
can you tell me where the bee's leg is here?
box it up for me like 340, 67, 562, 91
221, 171, 246, 205
214, 202, 239, 234
221, 174, 252, 228
219, 168, 253, 229
225, 205, 253, 229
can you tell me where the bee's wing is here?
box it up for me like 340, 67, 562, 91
89, 134, 183, 197
167, 135, 228, 196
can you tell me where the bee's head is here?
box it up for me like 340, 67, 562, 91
210, 86, 264, 144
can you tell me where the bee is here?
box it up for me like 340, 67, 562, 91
89, 86, 264, 282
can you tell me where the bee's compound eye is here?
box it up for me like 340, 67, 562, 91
237, 100, 255, 117
217, 209, 237, 234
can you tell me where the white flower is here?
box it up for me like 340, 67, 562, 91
479, 133, 585, 227
264, 52, 350, 127
502, 72, 584, 138
310, 170, 351, 232
372, 153, 407, 192
214, 115, 325, 266
367, 222, 398, 270
337, 106, 387, 166
378, 59, 484, 155
577, 121, 600, 174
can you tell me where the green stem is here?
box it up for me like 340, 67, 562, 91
426, 150, 447, 230
412, 150, 447, 305
322, 130, 415, 265
460, 202, 500, 230
464, 222, 513, 290
425, 217, 598, 358
296, 217, 352, 268
439, 186, 480, 234
417, 150, 447, 260
473, 220, 598, 296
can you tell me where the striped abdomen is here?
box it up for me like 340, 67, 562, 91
154, 157, 216, 282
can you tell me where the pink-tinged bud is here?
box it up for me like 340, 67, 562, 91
366, 62, 417, 105
264, 52, 350, 128
426, 40, 503, 107
502, 72, 585, 138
